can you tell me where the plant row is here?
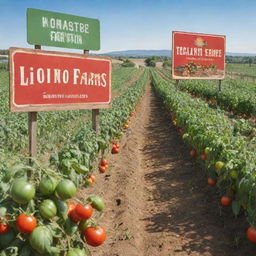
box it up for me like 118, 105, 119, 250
0, 70, 148, 256
159, 68, 256, 117
151, 70, 256, 242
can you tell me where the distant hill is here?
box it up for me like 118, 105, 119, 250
101, 49, 256, 57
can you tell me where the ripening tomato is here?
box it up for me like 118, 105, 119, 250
0, 222, 9, 235
84, 226, 106, 247
90, 174, 96, 182
69, 209, 81, 223
75, 204, 93, 221
112, 142, 120, 149
220, 196, 232, 206
111, 147, 119, 154
16, 214, 37, 234
99, 166, 106, 173
215, 161, 224, 172
189, 150, 197, 158
67, 202, 76, 217
100, 159, 108, 166
200, 154, 207, 161
247, 227, 256, 243
207, 178, 216, 186
204, 147, 210, 155
79, 219, 91, 232
85, 178, 93, 186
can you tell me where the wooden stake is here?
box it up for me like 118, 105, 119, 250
218, 80, 222, 92
175, 79, 179, 88
92, 109, 100, 133
28, 112, 37, 159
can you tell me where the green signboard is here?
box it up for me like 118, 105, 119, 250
27, 8, 100, 50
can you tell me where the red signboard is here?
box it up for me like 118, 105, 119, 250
172, 31, 225, 80
9, 47, 111, 112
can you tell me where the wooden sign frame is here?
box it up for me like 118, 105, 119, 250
172, 31, 226, 80
9, 47, 112, 112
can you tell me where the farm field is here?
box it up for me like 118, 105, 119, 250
226, 63, 256, 77
78, 68, 256, 256
0, 64, 141, 157
1, 61, 256, 255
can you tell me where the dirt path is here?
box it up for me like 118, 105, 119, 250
79, 81, 256, 256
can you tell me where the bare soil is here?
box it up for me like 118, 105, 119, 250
79, 81, 256, 256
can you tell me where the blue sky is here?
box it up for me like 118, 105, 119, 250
0, 0, 256, 53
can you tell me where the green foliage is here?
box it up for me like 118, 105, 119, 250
0, 69, 149, 255
145, 57, 156, 67
162, 60, 171, 68
160, 68, 256, 117
121, 59, 135, 68
226, 63, 256, 76
151, 70, 256, 226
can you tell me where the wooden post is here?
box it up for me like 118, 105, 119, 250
92, 109, 100, 133
175, 79, 179, 88
218, 80, 222, 92
28, 45, 41, 160
84, 49, 100, 133
28, 112, 37, 159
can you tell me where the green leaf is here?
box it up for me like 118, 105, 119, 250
232, 200, 241, 216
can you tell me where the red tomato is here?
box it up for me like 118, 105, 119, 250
207, 178, 216, 186
67, 202, 76, 217
16, 214, 37, 234
84, 226, 106, 247
201, 154, 207, 160
75, 204, 93, 221
111, 147, 119, 154
112, 142, 120, 149
69, 209, 81, 223
220, 196, 232, 206
99, 166, 106, 173
189, 150, 197, 158
100, 159, 108, 166
90, 174, 96, 182
0, 222, 9, 234
247, 227, 256, 243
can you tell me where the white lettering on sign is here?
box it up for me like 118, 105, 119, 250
42, 16, 89, 45
176, 46, 222, 58
19, 66, 107, 87
50, 31, 83, 44
42, 17, 89, 33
